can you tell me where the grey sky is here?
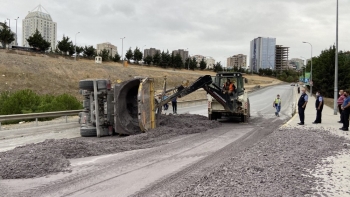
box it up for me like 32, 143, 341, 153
1, 0, 350, 66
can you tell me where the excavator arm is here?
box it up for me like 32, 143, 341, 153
157, 75, 234, 113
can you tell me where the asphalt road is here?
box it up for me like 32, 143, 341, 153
1, 84, 295, 197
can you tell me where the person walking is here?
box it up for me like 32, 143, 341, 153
298, 89, 308, 125
273, 94, 281, 117
313, 91, 324, 124
172, 97, 177, 114
337, 90, 345, 123
340, 91, 350, 131
163, 95, 168, 111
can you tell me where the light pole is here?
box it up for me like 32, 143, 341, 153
75, 32, 80, 61
6, 18, 10, 29
14, 17, 19, 45
302, 41, 313, 97
120, 37, 125, 61
300, 56, 306, 83
334, 0, 339, 115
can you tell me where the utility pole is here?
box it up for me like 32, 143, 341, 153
302, 42, 313, 97
120, 37, 126, 61
334, 0, 339, 115
14, 17, 19, 45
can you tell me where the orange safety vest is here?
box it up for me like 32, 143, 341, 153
229, 83, 234, 91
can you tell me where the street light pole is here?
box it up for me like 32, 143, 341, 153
75, 32, 80, 61
120, 37, 125, 61
334, 0, 339, 115
14, 17, 19, 45
6, 18, 10, 30
302, 41, 313, 97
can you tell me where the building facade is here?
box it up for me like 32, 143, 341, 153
227, 54, 247, 69
172, 49, 189, 63
96, 42, 118, 57
275, 45, 289, 70
289, 58, 304, 70
22, 5, 57, 50
205, 56, 215, 69
144, 48, 160, 58
249, 37, 276, 72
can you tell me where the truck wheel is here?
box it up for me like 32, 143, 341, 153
80, 127, 97, 137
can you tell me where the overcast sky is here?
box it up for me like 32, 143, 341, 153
1, 0, 350, 66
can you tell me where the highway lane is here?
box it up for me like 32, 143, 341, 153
1, 84, 296, 197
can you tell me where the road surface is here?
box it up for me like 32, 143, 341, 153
0, 84, 295, 197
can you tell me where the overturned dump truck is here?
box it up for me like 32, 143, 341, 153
78, 72, 249, 137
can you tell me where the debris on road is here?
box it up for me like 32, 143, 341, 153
175, 127, 350, 197
0, 114, 220, 179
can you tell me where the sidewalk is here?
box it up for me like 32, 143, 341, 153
283, 88, 350, 140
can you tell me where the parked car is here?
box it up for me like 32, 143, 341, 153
291, 83, 295, 86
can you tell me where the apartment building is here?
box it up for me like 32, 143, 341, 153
144, 48, 160, 58
96, 42, 118, 57
22, 5, 57, 50
227, 54, 247, 69
275, 45, 289, 70
172, 49, 189, 63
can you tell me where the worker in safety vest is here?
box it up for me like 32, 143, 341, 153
223, 79, 236, 95
273, 94, 281, 117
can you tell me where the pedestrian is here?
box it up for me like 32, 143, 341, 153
298, 89, 308, 125
340, 90, 350, 131
272, 94, 281, 117
298, 86, 300, 94
172, 97, 177, 114
337, 89, 345, 123
313, 91, 324, 124
223, 79, 236, 95
163, 95, 168, 111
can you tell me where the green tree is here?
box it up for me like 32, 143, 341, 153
144, 55, 153, 65
113, 52, 121, 62
153, 52, 161, 65
125, 47, 133, 62
83, 45, 96, 58
26, 29, 51, 51
160, 50, 171, 68
133, 47, 142, 63
0, 22, 15, 49
174, 53, 184, 69
213, 62, 223, 72
189, 57, 197, 70
57, 36, 73, 55
99, 49, 110, 61
75, 46, 84, 56
199, 58, 207, 70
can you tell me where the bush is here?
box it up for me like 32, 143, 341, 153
0, 90, 82, 123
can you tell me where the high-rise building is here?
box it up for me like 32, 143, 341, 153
22, 5, 57, 50
275, 45, 289, 70
96, 42, 118, 57
249, 37, 276, 72
144, 48, 160, 58
172, 49, 189, 63
289, 58, 304, 70
227, 54, 247, 69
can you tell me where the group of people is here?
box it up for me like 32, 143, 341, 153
159, 95, 178, 114
295, 88, 349, 131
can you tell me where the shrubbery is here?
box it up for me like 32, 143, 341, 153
0, 89, 82, 117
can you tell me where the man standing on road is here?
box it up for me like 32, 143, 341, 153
340, 91, 350, 131
172, 97, 177, 114
273, 94, 281, 117
298, 89, 308, 125
313, 91, 324, 124
337, 90, 345, 123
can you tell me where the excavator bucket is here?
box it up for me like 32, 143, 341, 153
137, 78, 156, 132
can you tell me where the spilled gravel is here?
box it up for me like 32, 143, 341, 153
0, 114, 220, 179
175, 127, 350, 197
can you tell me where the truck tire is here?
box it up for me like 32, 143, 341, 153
79, 80, 108, 91
80, 127, 97, 137
241, 114, 248, 123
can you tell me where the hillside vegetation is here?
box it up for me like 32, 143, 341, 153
0, 50, 281, 101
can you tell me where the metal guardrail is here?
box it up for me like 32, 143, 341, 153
0, 110, 83, 130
